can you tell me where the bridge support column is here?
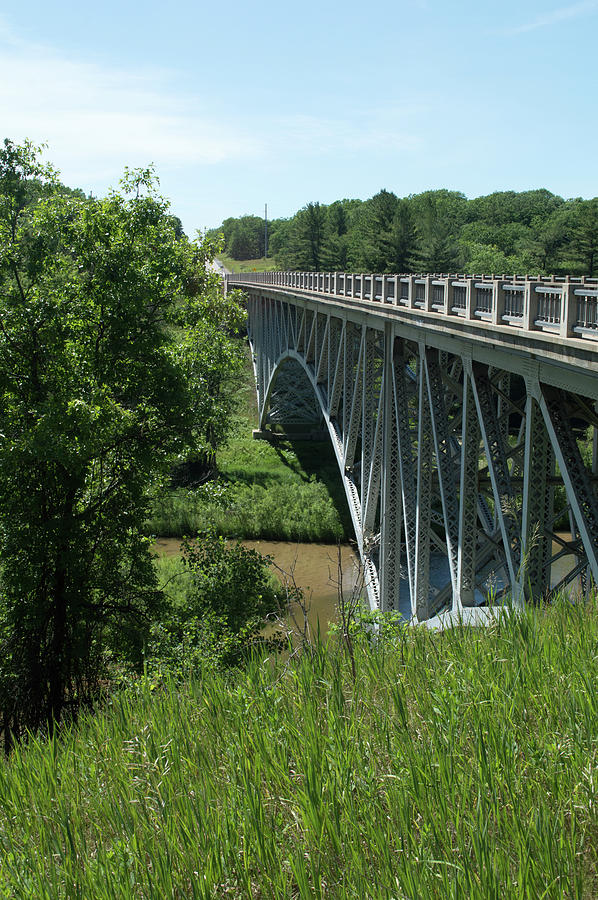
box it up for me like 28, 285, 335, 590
539, 386, 598, 587
415, 351, 433, 620
393, 341, 417, 611
471, 364, 520, 593
379, 326, 403, 613
457, 367, 479, 608
519, 392, 553, 602
425, 349, 460, 600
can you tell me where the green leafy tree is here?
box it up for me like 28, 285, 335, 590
0, 140, 243, 743
175, 283, 246, 480
322, 200, 350, 270
458, 241, 534, 276
525, 207, 572, 274
227, 215, 265, 260
151, 533, 282, 672
467, 189, 563, 227
459, 220, 531, 257
182, 534, 276, 633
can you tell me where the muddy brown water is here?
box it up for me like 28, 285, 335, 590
154, 538, 361, 633
154, 535, 582, 632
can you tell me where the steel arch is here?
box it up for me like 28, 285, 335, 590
242, 282, 598, 623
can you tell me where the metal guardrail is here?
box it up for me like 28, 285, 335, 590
226, 271, 598, 342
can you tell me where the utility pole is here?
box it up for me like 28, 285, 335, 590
264, 203, 268, 259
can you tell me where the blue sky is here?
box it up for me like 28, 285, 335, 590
1, 0, 596, 237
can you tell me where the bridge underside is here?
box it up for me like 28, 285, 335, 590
247, 291, 598, 621
262, 358, 324, 433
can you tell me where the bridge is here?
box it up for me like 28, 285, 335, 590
226, 270, 598, 624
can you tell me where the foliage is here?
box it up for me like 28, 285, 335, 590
210, 214, 285, 262
212, 184, 598, 276
409, 189, 466, 272
0, 598, 596, 896
0, 140, 245, 743
175, 283, 246, 476
458, 240, 534, 275
276, 201, 328, 271
573, 197, 598, 275
350, 190, 415, 272
149, 534, 283, 673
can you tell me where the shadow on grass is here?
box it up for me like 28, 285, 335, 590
220, 433, 354, 539
280, 439, 354, 539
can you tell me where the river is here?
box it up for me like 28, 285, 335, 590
154, 536, 581, 632
154, 538, 361, 633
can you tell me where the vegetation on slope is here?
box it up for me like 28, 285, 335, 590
0, 600, 595, 897
218, 253, 277, 273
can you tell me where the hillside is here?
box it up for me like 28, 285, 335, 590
0, 600, 595, 898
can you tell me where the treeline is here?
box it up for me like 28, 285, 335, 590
212, 188, 598, 276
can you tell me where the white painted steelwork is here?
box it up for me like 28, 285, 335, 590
226, 271, 598, 621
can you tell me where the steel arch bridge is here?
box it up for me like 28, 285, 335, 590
227, 271, 598, 624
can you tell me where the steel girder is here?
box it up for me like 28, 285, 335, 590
246, 291, 598, 621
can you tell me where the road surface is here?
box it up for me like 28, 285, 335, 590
209, 258, 231, 275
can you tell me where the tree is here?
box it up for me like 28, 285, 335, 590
467, 189, 563, 227
571, 199, 598, 276
350, 190, 415, 272
150, 533, 283, 673
0, 140, 243, 743
226, 215, 265, 260
458, 241, 534, 276
321, 200, 352, 270
278, 202, 328, 270
175, 274, 246, 480
410, 190, 465, 272
525, 207, 572, 274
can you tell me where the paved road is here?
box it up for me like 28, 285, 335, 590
209, 258, 231, 275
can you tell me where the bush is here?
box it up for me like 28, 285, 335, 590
149, 534, 285, 673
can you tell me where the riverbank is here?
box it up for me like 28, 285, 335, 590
146, 355, 353, 544
1, 597, 596, 897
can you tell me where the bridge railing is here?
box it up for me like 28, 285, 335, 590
226, 271, 598, 342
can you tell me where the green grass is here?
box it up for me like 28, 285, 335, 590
147, 355, 352, 543
219, 255, 278, 273
0, 599, 596, 897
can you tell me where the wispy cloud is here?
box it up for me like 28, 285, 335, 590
276, 113, 421, 156
0, 14, 424, 175
506, 0, 598, 34
0, 14, 426, 230
0, 21, 264, 191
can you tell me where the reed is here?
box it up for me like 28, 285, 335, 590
0, 598, 595, 897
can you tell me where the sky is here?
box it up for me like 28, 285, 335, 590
0, 0, 597, 237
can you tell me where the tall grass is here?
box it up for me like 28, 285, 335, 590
148, 480, 346, 542
0, 598, 596, 897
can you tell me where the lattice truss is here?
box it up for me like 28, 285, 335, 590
246, 293, 598, 621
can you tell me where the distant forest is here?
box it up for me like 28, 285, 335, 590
210, 189, 598, 276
